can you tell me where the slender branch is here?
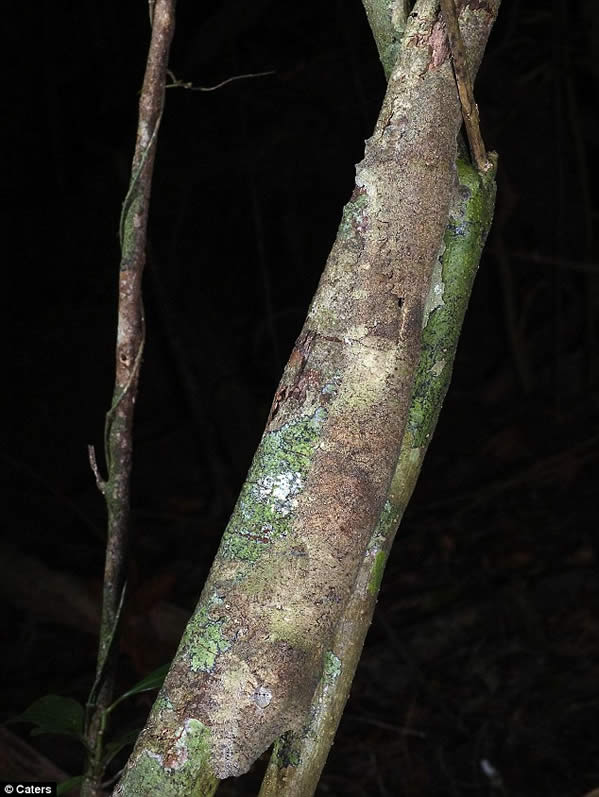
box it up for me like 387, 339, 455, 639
439, 0, 490, 172
82, 2, 176, 796
88, 445, 106, 495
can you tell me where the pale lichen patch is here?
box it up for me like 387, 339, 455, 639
255, 471, 303, 515
430, 358, 446, 377
323, 651, 342, 683
423, 248, 446, 327
220, 410, 325, 563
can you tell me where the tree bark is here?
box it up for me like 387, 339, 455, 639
114, 0, 500, 793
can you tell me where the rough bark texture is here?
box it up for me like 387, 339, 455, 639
114, 0, 500, 792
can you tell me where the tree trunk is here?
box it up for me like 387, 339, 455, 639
114, 1, 500, 793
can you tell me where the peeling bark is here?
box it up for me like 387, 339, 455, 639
114, 0, 500, 792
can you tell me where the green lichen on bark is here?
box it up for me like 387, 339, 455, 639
113, 719, 217, 797
407, 153, 497, 447
368, 549, 387, 595
271, 730, 303, 769
323, 651, 342, 683
179, 603, 232, 673
220, 408, 328, 563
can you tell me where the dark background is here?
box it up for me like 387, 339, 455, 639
3, 0, 598, 794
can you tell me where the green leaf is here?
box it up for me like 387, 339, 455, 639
57, 775, 85, 795
102, 728, 141, 767
11, 695, 85, 740
111, 662, 169, 708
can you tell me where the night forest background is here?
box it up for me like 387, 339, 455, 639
3, 0, 598, 794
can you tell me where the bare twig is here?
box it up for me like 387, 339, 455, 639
87, 445, 106, 495
440, 0, 490, 172
82, 2, 176, 795
166, 67, 275, 92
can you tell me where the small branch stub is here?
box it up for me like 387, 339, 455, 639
439, 0, 490, 172
88, 445, 106, 495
